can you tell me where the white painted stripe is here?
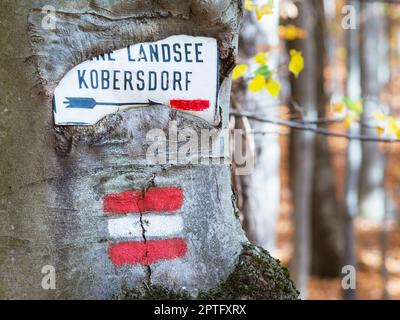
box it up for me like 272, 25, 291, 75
107, 214, 183, 239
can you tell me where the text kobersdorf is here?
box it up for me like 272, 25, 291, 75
53, 35, 218, 125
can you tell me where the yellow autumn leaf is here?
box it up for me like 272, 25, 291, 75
280, 25, 298, 41
372, 111, 386, 122
332, 102, 346, 114
248, 75, 266, 93
387, 116, 398, 136
266, 80, 281, 97
354, 100, 363, 115
289, 50, 304, 78
244, 0, 255, 11
232, 64, 248, 80
279, 25, 307, 41
253, 52, 269, 65
344, 115, 352, 128
256, 4, 274, 20
344, 114, 358, 128
376, 126, 385, 137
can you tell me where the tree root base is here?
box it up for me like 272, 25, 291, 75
116, 244, 299, 300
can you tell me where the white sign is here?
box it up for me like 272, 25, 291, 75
53, 35, 218, 125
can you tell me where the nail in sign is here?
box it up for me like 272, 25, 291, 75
53, 35, 219, 125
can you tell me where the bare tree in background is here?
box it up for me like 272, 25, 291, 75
343, 0, 362, 301
311, 0, 344, 278
235, 1, 281, 252
288, 0, 316, 299
359, 1, 386, 222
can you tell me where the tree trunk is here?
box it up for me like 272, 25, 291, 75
311, 0, 344, 278
343, 0, 362, 300
238, 1, 281, 252
288, 0, 317, 299
0, 0, 298, 299
359, 1, 385, 222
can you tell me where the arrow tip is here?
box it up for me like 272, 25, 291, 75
148, 99, 162, 106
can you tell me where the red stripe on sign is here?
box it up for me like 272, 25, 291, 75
108, 238, 187, 266
170, 99, 210, 111
103, 187, 183, 214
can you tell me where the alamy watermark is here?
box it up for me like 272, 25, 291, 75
341, 265, 357, 290
41, 5, 57, 30
342, 5, 358, 30
41, 265, 56, 290
145, 121, 255, 175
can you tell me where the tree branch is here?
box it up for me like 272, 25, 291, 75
230, 111, 400, 143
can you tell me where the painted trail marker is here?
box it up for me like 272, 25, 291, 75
53, 35, 218, 125
103, 187, 187, 266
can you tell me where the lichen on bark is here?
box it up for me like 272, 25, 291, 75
116, 244, 299, 300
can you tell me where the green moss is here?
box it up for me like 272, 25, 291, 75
115, 244, 299, 300
198, 244, 299, 300
116, 283, 191, 300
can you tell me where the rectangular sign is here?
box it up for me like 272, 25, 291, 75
53, 35, 218, 125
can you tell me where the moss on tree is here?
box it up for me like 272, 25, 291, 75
116, 244, 299, 300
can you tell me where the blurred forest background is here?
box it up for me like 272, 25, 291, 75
231, 0, 400, 300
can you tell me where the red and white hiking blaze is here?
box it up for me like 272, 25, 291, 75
103, 187, 187, 266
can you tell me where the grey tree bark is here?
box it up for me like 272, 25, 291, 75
0, 0, 298, 299
310, 0, 344, 278
288, 0, 316, 299
359, 1, 386, 222
343, 0, 362, 300
236, 1, 281, 253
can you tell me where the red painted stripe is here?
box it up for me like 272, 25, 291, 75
103, 187, 183, 214
170, 99, 210, 111
108, 238, 187, 266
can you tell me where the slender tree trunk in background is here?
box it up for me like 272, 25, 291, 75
343, 0, 362, 301
238, 1, 281, 252
379, 14, 391, 301
0, 0, 299, 299
380, 153, 390, 300
378, 5, 390, 97
289, 0, 317, 299
359, 2, 386, 222
324, 0, 343, 97
311, 0, 344, 278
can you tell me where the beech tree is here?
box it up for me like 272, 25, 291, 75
0, 0, 298, 299
234, 0, 281, 252
286, 0, 316, 299
310, 0, 343, 278
359, 1, 386, 222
